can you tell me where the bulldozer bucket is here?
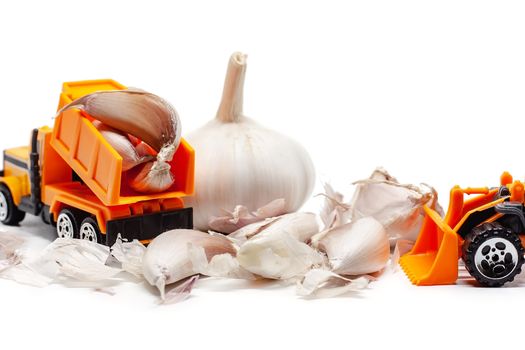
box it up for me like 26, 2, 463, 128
399, 206, 459, 285
399, 187, 467, 285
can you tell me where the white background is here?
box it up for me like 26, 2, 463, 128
1, 1, 525, 349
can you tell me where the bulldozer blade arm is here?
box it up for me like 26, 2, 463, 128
399, 206, 459, 285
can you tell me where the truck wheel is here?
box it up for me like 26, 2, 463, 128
462, 222, 525, 287
79, 217, 102, 244
0, 184, 25, 225
56, 209, 79, 239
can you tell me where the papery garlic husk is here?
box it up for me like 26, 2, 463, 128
209, 199, 286, 234
319, 183, 351, 231
92, 121, 153, 171
297, 269, 370, 298
36, 238, 122, 287
109, 237, 146, 278
161, 275, 199, 305
60, 89, 181, 193
0, 231, 24, 272
186, 52, 315, 231
234, 212, 325, 280
350, 167, 442, 244
314, 217, 390, 276
142, 229, 237, 299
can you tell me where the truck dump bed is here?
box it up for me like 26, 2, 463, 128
51, 80, 194, 206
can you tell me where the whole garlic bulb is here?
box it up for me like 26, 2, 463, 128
186, 52, 316, 231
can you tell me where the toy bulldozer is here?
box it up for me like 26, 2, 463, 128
400, 172, 525, 287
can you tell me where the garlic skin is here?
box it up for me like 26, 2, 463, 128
316, 217, 390, 276
186, 52, 315, 231
142, 229, 236, 299
209, 199, 286, 234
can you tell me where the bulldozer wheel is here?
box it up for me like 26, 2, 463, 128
462, 222, 524, 287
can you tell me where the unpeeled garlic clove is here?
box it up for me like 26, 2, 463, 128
92, 121, 153, 171
142, 229, 237, 299
350, 167, 442, 244
59, 90, 181, 154
315, 217, 390, 276
127, 160, 174, 193
234, 212, 325, 280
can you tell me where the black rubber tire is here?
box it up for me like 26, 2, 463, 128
0, 184, 26, 225
462, 222, 525, 287
56, 208, 81, 239
79, 217, 103, 244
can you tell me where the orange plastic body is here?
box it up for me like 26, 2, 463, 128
0, 79, 194, 235
400, 173, 520, 286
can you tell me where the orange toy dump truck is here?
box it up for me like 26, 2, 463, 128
400, 172, 525, 287
0, 80, 194, 245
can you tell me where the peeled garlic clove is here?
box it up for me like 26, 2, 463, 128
297, 269, 370, 298
235, 212, 324, 280
189, 246, 255, 280
350, 167, 441, 243
93, 121, 153, 171
317, 217, 390, 276
127, 160, 174, 193
209, 199, 287, 234
186, 52, 315, 231
142, 229, 237, 299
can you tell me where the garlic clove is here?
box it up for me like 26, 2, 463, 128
209, 199, 287, 234
92, 121, 153, 171
235, 212, 324, 280
237, 231, 324, 280
142, 229, 237, 299
59, 89, 181, 154
189, 246, 256, 280
350, 167, 442, 243
297, 269, 370, 298
127, 160, 175, 193
316, 217, 390, 276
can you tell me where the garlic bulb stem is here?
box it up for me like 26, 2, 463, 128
216, 52, 247, 123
